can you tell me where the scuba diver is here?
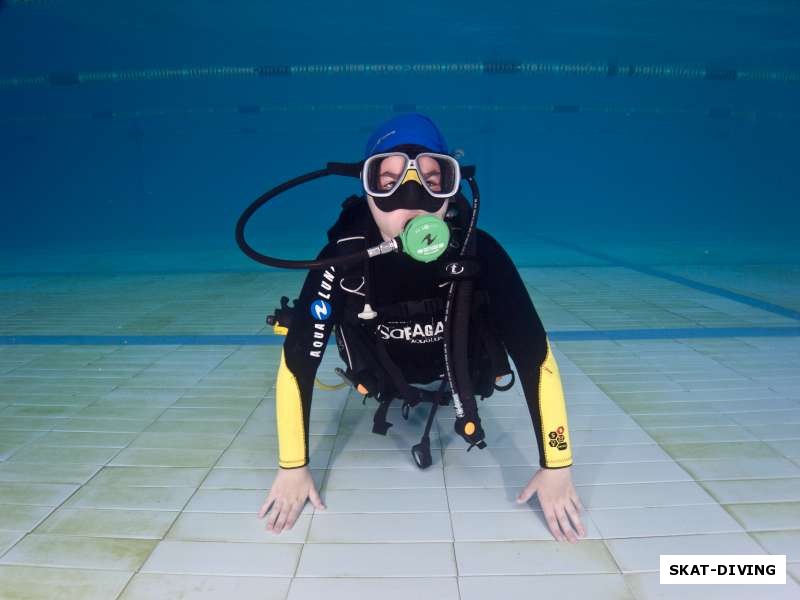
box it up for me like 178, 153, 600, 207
241, 113, 586, 542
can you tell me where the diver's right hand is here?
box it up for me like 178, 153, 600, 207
258, 466, 326, 534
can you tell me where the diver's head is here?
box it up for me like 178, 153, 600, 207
362, 113, 459, 242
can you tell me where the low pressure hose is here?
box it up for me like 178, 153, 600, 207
235, 167, 375, 270
235, 161, 452, 270
443, 176, 487, 450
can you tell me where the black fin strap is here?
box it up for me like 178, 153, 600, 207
466, 439, 488, 452
372, 393, 394, 435
420, 379, 448, 440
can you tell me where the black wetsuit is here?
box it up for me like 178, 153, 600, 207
274, 218, 573, 471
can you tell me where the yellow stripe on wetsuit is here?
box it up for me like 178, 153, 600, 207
276, 349, 307, 468
539, 338, 573, 468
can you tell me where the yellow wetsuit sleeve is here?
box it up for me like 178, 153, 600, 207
274, 242, 342, 469
477, 229, 573, 469
537, 337, 573, 468
276, 348, 307, 468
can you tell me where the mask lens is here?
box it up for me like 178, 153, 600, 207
363, 153, 409, 197
416, 153, 460, 197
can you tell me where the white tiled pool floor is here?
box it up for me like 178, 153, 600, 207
0, 263, 798, 599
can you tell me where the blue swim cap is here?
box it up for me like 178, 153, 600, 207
364, 113, 448, 158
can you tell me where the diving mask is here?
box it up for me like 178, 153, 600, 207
362, 151, 461, 212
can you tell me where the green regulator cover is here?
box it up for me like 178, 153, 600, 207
399, 215, 450, 263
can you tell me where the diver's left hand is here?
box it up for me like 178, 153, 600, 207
516, 466, 586, 543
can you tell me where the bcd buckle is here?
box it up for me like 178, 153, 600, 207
402, 401, 411, 420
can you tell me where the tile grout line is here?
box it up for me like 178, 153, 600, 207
285, 373, 352, 595
3, 326, 800, 347
0, 344, 163, 569
111, 345, 255, 600
0, 344, 85, 477
534, 234, 800, 322
558, 340, 799, 585
435, 404, 462, 599
556, 346, 659, 590
1, 260, 798, 279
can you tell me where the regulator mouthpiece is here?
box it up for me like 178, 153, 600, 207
398, 215, 450, 263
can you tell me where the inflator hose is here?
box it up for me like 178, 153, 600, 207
453, 178, 480, 407
235, 163, 368, 270
235, 162, 476, 271
442, 176, 484, 444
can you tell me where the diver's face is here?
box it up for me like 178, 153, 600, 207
366, 154, 448, 242
367, 194, 448, 242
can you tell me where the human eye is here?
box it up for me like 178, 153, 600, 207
424, 173, 441, 191
380, 176, 397, 190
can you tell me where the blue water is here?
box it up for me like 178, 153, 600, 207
1, 1, 799, 272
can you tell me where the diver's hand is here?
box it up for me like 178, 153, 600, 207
516, 466, 586, 543
258, 466, 326, 534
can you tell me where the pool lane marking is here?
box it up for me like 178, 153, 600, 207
534, 236, 800, 322
1, 327, 799, 345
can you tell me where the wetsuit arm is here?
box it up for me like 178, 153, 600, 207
275, 242, 343, 469
477, 230, 573, 469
